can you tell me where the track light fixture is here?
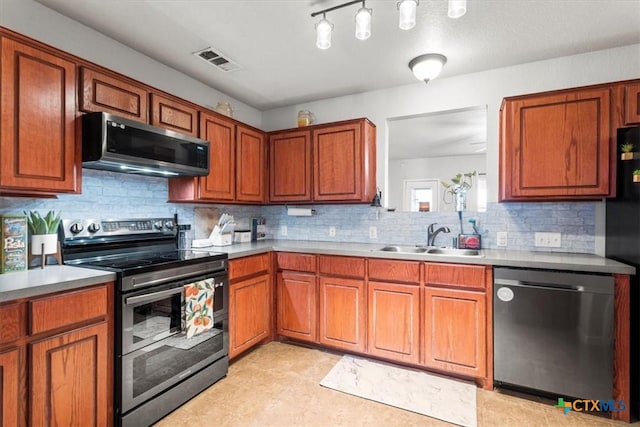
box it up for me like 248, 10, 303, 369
408, 53, 447, 83
311, 0, 466, 49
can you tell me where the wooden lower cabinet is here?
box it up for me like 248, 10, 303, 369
423, 287, 486, 378
30, 322, 109, 427
318, 276, 366, 353
277, 272, 317, 343
367, 281, 420, 364
0, 347, 22, 426
229, 273, 271, 359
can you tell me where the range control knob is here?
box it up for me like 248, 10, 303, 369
69, 223, 84, 234
164, 220, 175, 230
87, 223, 101, 233
153, 221, 164, 230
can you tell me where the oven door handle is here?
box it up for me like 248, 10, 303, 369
125, 287, 183, 305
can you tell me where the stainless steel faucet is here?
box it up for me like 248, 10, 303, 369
427, 223, 451, 247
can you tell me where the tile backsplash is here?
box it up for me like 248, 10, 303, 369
0, 170, 596, 254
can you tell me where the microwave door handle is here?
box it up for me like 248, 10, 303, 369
125, 287, 183, 305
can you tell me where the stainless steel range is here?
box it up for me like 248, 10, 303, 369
60, 217, 229, 427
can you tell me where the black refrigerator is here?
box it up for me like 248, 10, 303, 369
606, 125, 640, 419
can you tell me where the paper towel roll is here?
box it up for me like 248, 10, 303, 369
287, 207, 314, 216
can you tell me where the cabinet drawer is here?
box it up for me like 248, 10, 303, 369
29, 286, 108, 335
0, 302, 25, 345
424, 263, 487, 290
368, 259, 420, 284
276, 252, 316, 273
229, 253, 270, 281
319, 255, 365, 278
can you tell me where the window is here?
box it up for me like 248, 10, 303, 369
403, 179, 440, 212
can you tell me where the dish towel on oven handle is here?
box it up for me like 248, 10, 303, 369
183, 278, 215, 339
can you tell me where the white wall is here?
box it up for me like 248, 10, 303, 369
261, 44, 640, 203
388, 154, 486, 211
0, 0, 262, 128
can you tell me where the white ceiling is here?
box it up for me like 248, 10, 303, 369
35, 0, 640, 111
388, 106, 487, 159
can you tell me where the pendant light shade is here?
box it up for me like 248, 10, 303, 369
408, 54, 447, 83
355, 6, 372, 40
448, 0, 467, 18
316, 16, 333, 50
398, 0, 418, 30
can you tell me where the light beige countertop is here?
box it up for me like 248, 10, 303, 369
213, 239, 635, 275
0, 266, 115, 302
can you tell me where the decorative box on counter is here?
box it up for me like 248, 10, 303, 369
458, 234, 481, 250
1, 215, 28, 273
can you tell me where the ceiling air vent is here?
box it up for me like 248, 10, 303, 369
193, 47, 241, 72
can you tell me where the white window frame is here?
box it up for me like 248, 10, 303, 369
403, 179, 441, 212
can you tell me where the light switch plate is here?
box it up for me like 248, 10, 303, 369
534, 232, 561, 248
369, 226, 377, 239
496, 232, 508, 247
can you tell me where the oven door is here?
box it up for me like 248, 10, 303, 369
119, 272, 228, 414
121, 272, 227, 355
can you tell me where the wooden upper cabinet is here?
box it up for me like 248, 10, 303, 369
624, 82, 640, 125
236, 125, 267, 203
269, 130, 312, 202
197, 112, 236, 201
500, 87, 612, 200
0, 37, 80, 195
150, 93, 198, 137
313, 120, 376, 202
80, 67, 148, 122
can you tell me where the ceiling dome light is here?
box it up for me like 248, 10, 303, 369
448, 0, 467, 18
355, 5, 372, 40
398, 0, 418, 30
316, 15, 333, 49
408, 53, 447, 83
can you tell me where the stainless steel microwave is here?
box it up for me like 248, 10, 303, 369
82, 112, 209, 177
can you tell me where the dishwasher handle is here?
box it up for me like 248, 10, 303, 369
494, 278, 585, 292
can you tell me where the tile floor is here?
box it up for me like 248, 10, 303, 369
155, 342, 634, 427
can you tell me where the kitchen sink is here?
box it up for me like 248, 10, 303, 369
377, 245, 428, 253
376, 246, 482, 256
425, 248, 481, 256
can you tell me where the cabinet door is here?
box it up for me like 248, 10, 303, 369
625, 83, 640, 125
367, 281, 420, 364
30, 322, 110, 427
269, 130, 312, 202
277, 272, 317, 342
313, 123, 363, 201
150, 93, 198, 136
0, 348, 23, 427
319, 276, 365, 353
0, 38, 79, 194
198, 112, 236, 201
423, 287, 486, 378
80, 67, 148, 122
236, 125, 266, 203
500, 88, 611, 200
229, 273, 271, 359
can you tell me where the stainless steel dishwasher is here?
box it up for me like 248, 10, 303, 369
493, 267, 614, 399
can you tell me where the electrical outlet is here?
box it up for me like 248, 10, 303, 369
369, 226, 377, 239
496, 231, 508, 247
534, 232, 561, 248
280, 225, 288, 236
329, 226, 336, 237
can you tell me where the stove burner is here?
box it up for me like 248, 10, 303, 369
109, 260, 154, 268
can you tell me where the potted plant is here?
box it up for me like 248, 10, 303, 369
621, 142, 635, 160
24, 210, 61, 256
441, 171, 477, 208
634, 169, 640, 183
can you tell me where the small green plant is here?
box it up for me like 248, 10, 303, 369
621, 143, 635, 153
441, 171, 477, 196
24, 210, 61, 234
633, 169, 640, 176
